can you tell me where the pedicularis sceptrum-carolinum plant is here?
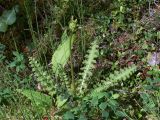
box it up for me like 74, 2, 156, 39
17, 18, 137, 119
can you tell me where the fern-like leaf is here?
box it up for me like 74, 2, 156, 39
29, 57, 56, 96
17, 89, 52, 107
92, 65, 137, 93
78, 39, 99, 94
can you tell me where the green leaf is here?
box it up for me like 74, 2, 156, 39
17, 89, 52, 108
79, 39, 99, 94
2, 5, 19, 25
102, 111, 109, 119
98, 92, 109, 99
0, 18, 8, 32
90, 97, 99, 107
91, 92, 108, 99
63, 111, 74, 120
13, 51, 19, 56
9, 62, 16, 68
112, 94, 120, 99
0, 5, 19, 32
61, 30, 68, 42
56, 95, 68, 108
52, 32, 76, 75
115, 111, 127, 117
99, 102, 107, 110
107, 99, 118, 111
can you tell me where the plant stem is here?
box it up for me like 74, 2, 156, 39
70, 34, 75, 95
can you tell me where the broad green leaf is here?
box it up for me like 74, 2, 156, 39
52, 32, 76, 75
61, 30, 68, 42
0, 18, 7, 32
2, 5, 19, 25
17, 89, 52, 107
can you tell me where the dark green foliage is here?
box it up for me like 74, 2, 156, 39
0, 88, 15, 105
139, 67, 160, 119
26, 29, 138, 119
1, 0, 160, 119
8, 51, 25, 73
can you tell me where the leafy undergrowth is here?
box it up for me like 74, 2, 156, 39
0, 0, 160, 120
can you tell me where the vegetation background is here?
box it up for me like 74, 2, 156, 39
0, 0, 160, 120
